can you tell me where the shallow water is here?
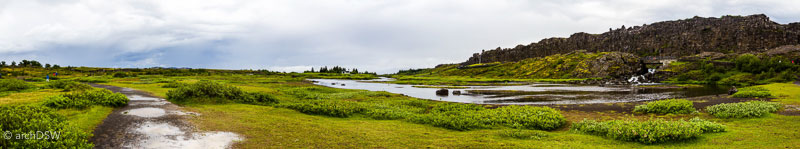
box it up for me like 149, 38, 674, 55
130, 121, 242, 149
124, 107, 166, 118
310, 78, 727, 105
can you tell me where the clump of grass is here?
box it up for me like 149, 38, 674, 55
166, 81, 278, 105
633, 99, 696, 114
705, 101, 781, 118
0, 79, 35, 92
42, 89, 129, 109
74, 77, 110, 83
571, 118, 725, 144
731, 87, 772, 98
689, 117, 727, 133
497, 129, 549, 140
0, 105, 93, 148
410, 105, 566, 131
161, 82, 188, 88
279, 100, 365, 117
45, 80, 94, 91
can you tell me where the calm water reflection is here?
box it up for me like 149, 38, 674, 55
309, 78, 727, 105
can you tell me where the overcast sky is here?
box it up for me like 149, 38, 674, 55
1, 0, 799, 73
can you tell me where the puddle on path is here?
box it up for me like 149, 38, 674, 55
130, 121, 242, 149
124, 107, 166, 118
129, 95, 163, 101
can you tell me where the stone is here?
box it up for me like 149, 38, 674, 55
436, 89, 449, 96
452, 90, 461, 95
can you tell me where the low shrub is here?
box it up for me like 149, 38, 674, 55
74, 77, 109, 83
280, 100, 364, 117
489, 105, 566, 130
0, 105, 93, 148
409, 112, 489, 131
731, 87, 772, 98
0, 79, 35, 92
571, 118, 725, 144
633, 99, 696, 114
23, 77, 46, 82
410, 105, 566, 131
705, 101, 781, 118
497, 129, 549, 140
112, 72, 136, 78
43, 89, 129, 109
45, 80, 93, 91
689, 117, 726, 133
161, 82, 188, 88
166, 81, 277, 105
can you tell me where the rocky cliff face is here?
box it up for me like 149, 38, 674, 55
463, 14, 800, 65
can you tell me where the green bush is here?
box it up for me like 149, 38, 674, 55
45, 80, 93, 91
112, 72, 135, 78
706, 101, 781, 118
74, 77, 109, 83
571, 118, 725, 144
731, 87, 772, 98
280, 100, 364, 117
43, 89, 129, 109
497, 129, 549, 140
0, 79, 35, 92
489, 105, 567, 130
689, 117, 727, 133
0, 105, 93, 148
409, 112, 489, 131
161, 82, 188, 88
410, 105, 566, 131
633, 99, 696, 114
166, 81, 277, 105
23, 77, 45, 82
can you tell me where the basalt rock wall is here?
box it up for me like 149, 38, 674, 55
463, 14, 800, 65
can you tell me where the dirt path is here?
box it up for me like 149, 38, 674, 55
88, 84, 242, 149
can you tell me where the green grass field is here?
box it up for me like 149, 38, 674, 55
96, 74, 800, 148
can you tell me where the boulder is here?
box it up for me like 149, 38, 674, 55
452, 90, 461, 95
436, 89, 449, 96
728, 86, 738, 95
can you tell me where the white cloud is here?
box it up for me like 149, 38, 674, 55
1, 0, 799, 73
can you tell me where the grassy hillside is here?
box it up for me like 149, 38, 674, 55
397, 51, 639, 79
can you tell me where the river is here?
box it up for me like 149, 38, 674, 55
309, 78, 728, 105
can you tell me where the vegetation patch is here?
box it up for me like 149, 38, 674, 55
633, 99, 696, 114
496, 129, 549, 140
45, 80, 94, 92
731, 87, 772, 98
42, 89, 129, 109
705, 101, 782, 118
0, 79, 35, 92
166, 81, 277, 105
0, 105, 93, 148
278, 100, 365, 117
571, 118, 725, 144
410, 105, 566, 131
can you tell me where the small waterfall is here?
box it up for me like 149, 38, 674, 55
628, 69, 657, 85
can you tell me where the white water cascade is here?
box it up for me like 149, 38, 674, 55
628, 69, 658, 85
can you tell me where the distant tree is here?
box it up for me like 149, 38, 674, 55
350, 68, 359, 74
52, 65, 61, 69
0, 61, 5, 67
311, 67, 315, 73
45, 64, 51, 68
11, 61, 16, 67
